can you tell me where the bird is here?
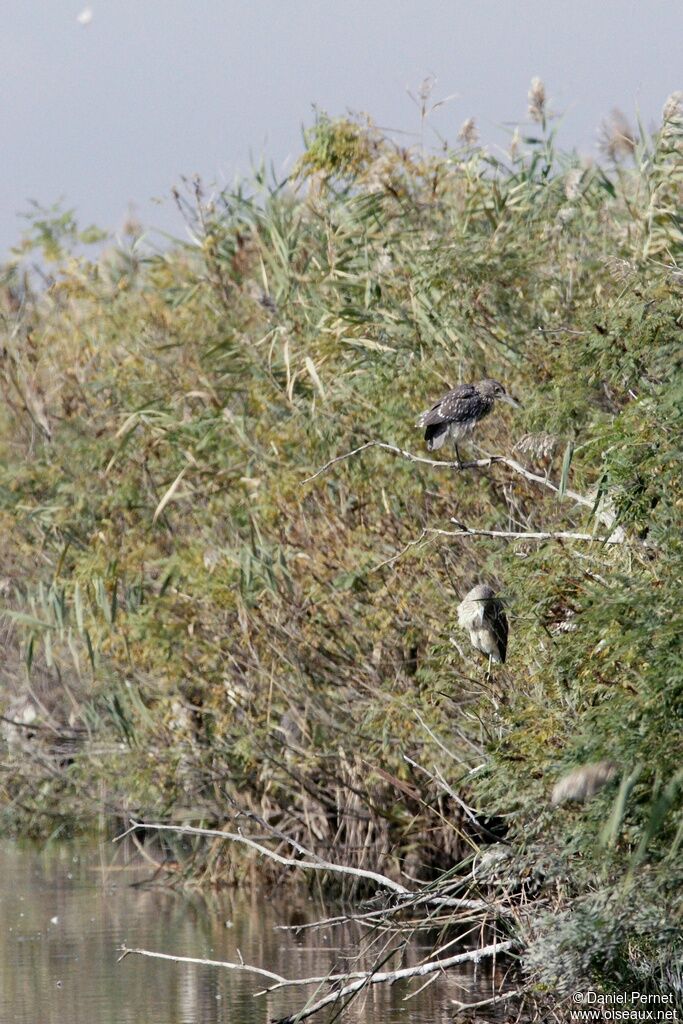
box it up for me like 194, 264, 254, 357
551, 761, 617, 806
417, 379, 520, 465
457, 584, 508, 666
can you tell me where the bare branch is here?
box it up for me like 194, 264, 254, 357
272, 940, 514, 1024
117, 945, 286, 983
451, 988, 523, 1012
403, 754, 481, 826
301, 440, 486, 481
117, 819, 411, 895
120, 937, 514, 1022
301, 439, 593, 508
274, 906, 396, 934
118, 819, 497, 913
372, 520, 611, 573
447, 520, 606, 543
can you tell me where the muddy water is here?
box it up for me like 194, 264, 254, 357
0, 840, 511, 1023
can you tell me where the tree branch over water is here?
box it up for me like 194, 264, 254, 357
115, 819, 500, 913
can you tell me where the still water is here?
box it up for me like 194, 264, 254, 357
0, 840, 509, 1024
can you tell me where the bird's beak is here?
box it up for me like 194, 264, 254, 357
500, 393, 522, 409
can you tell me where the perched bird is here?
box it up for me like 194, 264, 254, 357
457, 584, 508, 665
551, 761, 617, 806
417, 379, 520, 464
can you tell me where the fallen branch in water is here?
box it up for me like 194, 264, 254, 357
116, 817, 517, 1022
118, 938, 514, 1023
270, 940, 514, 1024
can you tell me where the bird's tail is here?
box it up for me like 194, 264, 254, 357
424, 422, 449, 451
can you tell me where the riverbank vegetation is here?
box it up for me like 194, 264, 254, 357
1, 87, 682, 1017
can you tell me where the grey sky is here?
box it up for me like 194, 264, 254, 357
2, 1, 681, 256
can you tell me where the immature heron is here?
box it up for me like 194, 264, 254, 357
551, 761, 617, 806
457, 584, 508, 666
417, 379, 519, 464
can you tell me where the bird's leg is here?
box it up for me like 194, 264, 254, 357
486, 653, 493, 682
454, 444, 463, 469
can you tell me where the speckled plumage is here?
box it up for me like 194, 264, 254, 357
417, 379, 518, 452
457, 583, 508, 664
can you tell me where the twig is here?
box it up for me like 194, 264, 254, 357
451, 988, 523, 1011
274, 906, 398, 933
414, 708, 482, 762
403, 754, 481, 826
117, 945, 286, 983
536, 326, 586, 336
403, 971, 439, 1000
372, 529, 431, 570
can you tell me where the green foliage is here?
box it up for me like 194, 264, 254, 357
12, 199, 108, 261
1, 103, 682, 1000
298, 112, 381, 179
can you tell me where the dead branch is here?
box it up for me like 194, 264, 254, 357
447, 520, 606, 543
271, 940, 514, 1024
372, 520, 611, 571
117, 945, 286, 983
116, 818, 411, 895
118, 819, 501, 914
119, 937, 514, 1021
301, 439, 592, 508
451, 988, 523, 1011
274, 906, 397, 933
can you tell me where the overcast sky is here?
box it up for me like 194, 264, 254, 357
2, 1, 681, 256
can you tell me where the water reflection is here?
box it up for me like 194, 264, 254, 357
0, 840, 511, 1023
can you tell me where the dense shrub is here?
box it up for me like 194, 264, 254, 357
1, 94, 681, 1002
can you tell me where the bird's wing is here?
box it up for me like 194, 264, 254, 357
486, 600, 508, 663
418, 383, 479, 427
